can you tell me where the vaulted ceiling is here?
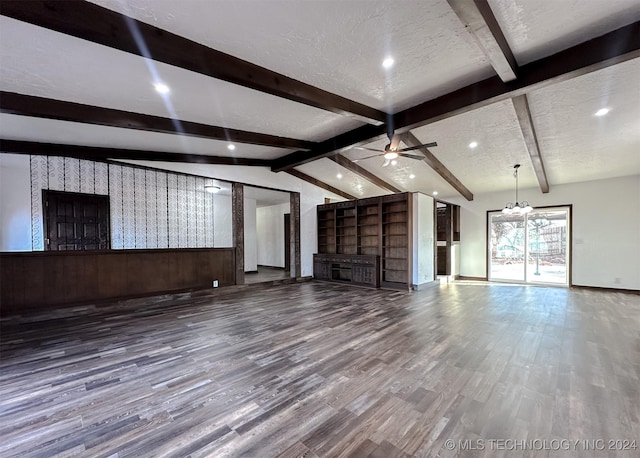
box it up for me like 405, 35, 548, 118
1, 0, 639, 201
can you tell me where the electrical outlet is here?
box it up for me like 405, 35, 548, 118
213, 280, 219, 288
614, 277, 621, 284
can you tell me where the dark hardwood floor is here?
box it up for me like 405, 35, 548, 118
245, 267, 291, 285
1, 282, 638, 457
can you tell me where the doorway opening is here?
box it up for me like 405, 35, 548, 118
244, 186, 291, 284
488, 206, 571, 286
435, 201, 460, 282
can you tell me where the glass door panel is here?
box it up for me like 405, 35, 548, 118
489, 213, 526, 282
526, 209, 569, 285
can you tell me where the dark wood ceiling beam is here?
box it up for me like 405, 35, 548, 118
0, 139, 272, 167
395, 21, 640, 132
271, 124, 388, 172
273, 22, 639, 171
401, 132, 473, 201
0, 92, 314, 151
0, 0, 386, 126
512, 94, 549, 193
285, 169, 355, 200
447, 0, 518, 81
328, 154, 402, 193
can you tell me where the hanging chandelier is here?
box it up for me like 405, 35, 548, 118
502, 164, 532, 215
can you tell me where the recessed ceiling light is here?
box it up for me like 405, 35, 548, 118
356, 184, 362, 189
227, 143, 236, 151
433, 191, 439, 196
469, 141, 478, 149
409, 174, 415, 179
594, 108, 610, 117
204, 185, 220, 194
382, 57, 394, 69
336, 173, 342, 179
153, 82, 170, 94
391, 160, 397, 166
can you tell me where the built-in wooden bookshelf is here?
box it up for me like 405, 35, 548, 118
381, 197, 410, 288
315, 193, 411, 290
357, 199, 379, 256
317, 206, 336, 254
336, 203, 357, 254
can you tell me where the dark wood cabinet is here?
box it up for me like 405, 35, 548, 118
43, 190, 110, 251
313, 254, 379, 288
315, 193, 411, 289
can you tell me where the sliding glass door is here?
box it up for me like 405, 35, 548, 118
488, 212, 526, 282
488, 206, 570, 286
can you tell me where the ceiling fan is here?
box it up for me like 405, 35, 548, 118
351, 134, 437, 167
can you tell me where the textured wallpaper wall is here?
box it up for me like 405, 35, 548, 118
29, 156, 227, 250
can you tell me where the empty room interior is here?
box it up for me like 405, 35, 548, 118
1, 1, 639, 457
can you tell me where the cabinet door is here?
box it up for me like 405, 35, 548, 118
314, 259, 332, 280
314, 261, 325, 280
352, 266, 364, 284
352, 265, 377, 286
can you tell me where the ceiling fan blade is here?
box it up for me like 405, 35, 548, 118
389, 134, 402, 151
350, 146, 382, 153
397, 142, 438, 152
352, 154, 383, 162
382, 158, 391, 167
398, 153, 426, 160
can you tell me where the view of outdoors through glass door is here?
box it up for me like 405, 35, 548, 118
488, 207, 570, 285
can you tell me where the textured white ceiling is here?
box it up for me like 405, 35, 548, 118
407, 99, 538, 196
342, 137, 460, 198
295, 158, 391, 198
0, 113, 289, 160
89, 0, 494, 112
1, 1, 638, 201
527, 58, 640, 184
489, 0, 640, 64
0, 16, 363, 142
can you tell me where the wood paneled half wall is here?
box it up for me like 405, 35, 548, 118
0, 248, 235, 315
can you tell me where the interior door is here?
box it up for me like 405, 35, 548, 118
44, 190, 110, 251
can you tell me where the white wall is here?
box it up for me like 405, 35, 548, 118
452, 243, 461, 276
448, 175, 640, 290
257, 203, 290, 268
244, 197, 258, 272
122, 161, 347, 277
412, 192, 435, 286
0, 154, 31, 251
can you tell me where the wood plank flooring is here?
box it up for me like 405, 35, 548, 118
244, 267, 291, 285
1, 282, 639, 457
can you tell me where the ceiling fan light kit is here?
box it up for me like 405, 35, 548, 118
352, 134, 437, 167
502, 164, 532, 215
